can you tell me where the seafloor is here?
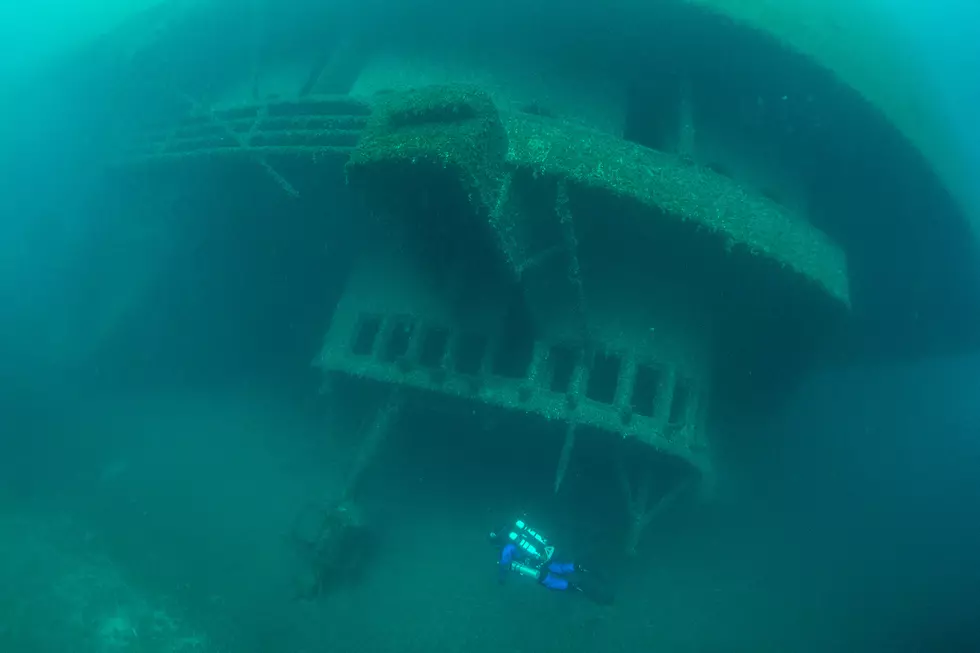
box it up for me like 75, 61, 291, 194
1, 384, 855, 653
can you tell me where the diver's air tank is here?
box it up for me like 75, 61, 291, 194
508, 520, 555, 561
509, 560, 542, 580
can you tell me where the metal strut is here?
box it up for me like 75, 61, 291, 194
618, 459, 695, 555
342, 389, 405, 501
174, 90, 300, 199
554, 422, 577, 494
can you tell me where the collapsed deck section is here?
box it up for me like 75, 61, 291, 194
336, 84, 851, 482
345, 86, 850, 333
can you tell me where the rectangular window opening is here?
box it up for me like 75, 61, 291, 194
419, 326, 450, 369
586, 351, 621, 405
631, 364, 660, 418
490, 340, 535, 379
351, 313, 383, 356
489, 290, 536, 379
455, 333, 488, 376
548, 345, 577, 394
381, 318, 414, 363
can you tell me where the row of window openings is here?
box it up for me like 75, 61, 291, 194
351, 314, 691, 424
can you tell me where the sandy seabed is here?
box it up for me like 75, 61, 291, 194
0, 385, 846, 653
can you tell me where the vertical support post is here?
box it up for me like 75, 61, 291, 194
556, 181, 591, 348
615, 353, 638, 424
566, 350, 590, 410
655, 367, 676, 429
554, 347, 589, 495
621, 465, 651, 556
342, 389, 405, 501
525, 341, 549, 388
618, 461, 695, 555
488, 171, 528, 279
405, 320, 425, 364
554, 422, 577, 494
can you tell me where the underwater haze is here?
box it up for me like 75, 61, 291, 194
2, 1, 980, 652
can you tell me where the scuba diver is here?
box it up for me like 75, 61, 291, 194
489, 518, 592, 595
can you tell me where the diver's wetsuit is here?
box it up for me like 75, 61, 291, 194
492, 520, 613, 605
499, 542, 579, 590
492, 520, 583, 592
